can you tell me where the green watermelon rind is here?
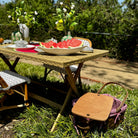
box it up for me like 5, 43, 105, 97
40, 42, 55, 48
39, 42, 45, 48
50, 46, 57, 48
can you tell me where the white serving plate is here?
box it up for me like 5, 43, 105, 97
37, 46, 86, 55
6, 44, 35, 50
81, 46, 93, 53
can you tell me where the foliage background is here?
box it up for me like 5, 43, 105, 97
0, 0, 137, 61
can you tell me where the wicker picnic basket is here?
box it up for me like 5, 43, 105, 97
71, 82, 128, 134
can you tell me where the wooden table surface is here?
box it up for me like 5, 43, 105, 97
0, 45, 108, 68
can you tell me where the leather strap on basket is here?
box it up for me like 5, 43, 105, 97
97, 82, 128, 113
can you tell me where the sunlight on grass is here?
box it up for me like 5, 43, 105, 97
0, 59, 137, 137
12, 85, 137, 138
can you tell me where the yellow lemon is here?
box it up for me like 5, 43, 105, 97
58, 19, 63, 23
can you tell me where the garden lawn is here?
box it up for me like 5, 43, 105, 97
0, 59, 137, 138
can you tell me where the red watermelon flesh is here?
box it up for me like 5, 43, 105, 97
56, 42, 64, 48
47, 41, 57, 48
45, 42, 52, 48
57, 41, 70, 48
61, 41, 68, 48
52, 43, 58, 48
68, 38, 83, 48
56, 39, 82, 49
40, 41, 57, 48
40, 38, 82, 49
66, 39, 71, 47
40, 42, 46, 47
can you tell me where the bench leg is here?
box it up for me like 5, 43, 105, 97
0, 53, 20, 72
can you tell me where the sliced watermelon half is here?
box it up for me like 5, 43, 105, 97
40, 42, 51, 48
56, 42, 65, 48
40, 41, 57, 48
51, 43, 58, 48
40, 42, 46, 47
67, 38, 83, 48
40, 39, 83, 49
56, 41, 70, 49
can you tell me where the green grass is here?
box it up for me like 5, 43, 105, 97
0, 59, 138, 138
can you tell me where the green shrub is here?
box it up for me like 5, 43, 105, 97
0, 0, 137, 61
0, 24, 18, 39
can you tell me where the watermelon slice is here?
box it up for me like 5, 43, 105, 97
56, 42, 64, 48
40, 41, 57, 48
40, 42, 51, 48
40, 42, 46, 47
60, 41, 68, 48
68, 38, 83, 48
40, 38, 83, 49
52, 43, 58, 48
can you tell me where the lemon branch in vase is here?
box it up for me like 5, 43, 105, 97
55, 1, 78, 40
7, 0, 38, 42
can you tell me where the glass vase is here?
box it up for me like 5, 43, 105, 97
19, 24, 30, 43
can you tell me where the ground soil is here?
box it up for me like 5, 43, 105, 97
0, 56, 137, 137
20, 56, 138, 89
80, 56, 138, 90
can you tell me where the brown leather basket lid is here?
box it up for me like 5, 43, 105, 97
72, 92, 114, 121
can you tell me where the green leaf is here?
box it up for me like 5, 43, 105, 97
70, 22, 77, 26
56, 23, 64, 31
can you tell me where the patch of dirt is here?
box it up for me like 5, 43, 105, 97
20, 56, 138, 89
0, 119, 19, 138
80, 56, 138, 89
0, 112, 22, 138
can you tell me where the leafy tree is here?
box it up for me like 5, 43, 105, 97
0, 4, 9, 24
116, 0, 138, 61
5, 0, 56, 41
0, 0, 137, 60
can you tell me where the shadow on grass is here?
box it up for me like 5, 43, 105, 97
0, 75, 92, 125
1, 75, 131, 137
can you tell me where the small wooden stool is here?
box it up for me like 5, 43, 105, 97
72, 92, 113, 121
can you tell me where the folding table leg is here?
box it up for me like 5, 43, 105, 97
65, 63, 83, 96
43, 67, 53, 82
50, 62, 83, 132
50, 88, 72, 132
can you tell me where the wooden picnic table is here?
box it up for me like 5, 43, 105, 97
0, 44, 108, 131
